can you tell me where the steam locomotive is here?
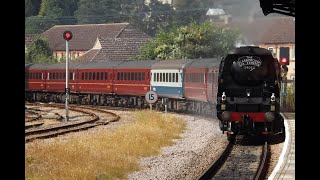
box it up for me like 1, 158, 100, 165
216, 46, 284, 140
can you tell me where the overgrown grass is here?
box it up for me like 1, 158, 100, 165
26, 110, 186, 180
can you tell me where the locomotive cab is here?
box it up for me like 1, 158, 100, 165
216, 46, 284, 139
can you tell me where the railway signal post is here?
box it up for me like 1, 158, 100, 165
63, 31, 73, 121
145, 91, 158, 111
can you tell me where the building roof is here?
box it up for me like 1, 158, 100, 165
76, 37, 150, 62
41, 23, 150, 51
216, 16, 295, 45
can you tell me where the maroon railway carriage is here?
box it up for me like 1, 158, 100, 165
74, 61, 125, 105
25, 64, 47, 92
183, 58, 220, 114
76, 61, 125, 94
112, 60, 159, 107
45, 63, 79, 93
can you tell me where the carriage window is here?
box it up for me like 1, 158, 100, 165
164, 73, 167, 82
85, 72, 88, 80
131, 72, 134, 81
41, 73, 44, 80
169, 73, 172, 82
81, 73, 84, 80
105, 72, 108, 80
176, 73, 179, 82
120, 72, 123, 80
133, 72, 136, 81
159, 73, 162, 82
70, 72, 73, 80
154, 73, 156, 82
138, 72, 141, 81
142, 73, 145, 81
161, 73, 164, 82
117, 72, 120, 80
89, 72, 92, 80
92, 72, 96, 80
63, 73, 66, 80
96, 72, 99, 80
100, 72, 103, 80
59, 72, 61, 80
128, 72, 131, 81
124, 72, 127, 80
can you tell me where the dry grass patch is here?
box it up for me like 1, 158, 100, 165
26, 110, 186, 179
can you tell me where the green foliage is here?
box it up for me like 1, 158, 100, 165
173, 0, 211, 26
135, 21, 240, 60
75, 0, 121, 24
25, 0, 42, 17
25, 16, 56, 34
25, 36, 57, 64
38, 0, 79, 25
143, 0, 175, 37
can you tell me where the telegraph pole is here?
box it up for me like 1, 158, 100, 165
63, 31, 73, 121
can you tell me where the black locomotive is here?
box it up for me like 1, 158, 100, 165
216, 46, 284, 140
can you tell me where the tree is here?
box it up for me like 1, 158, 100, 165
173, 0, 212, 25
75, 0, 121, 24
25, 0, 42, 17
25, 16, 56, 34
38, 0, 79, 24
144, 0, 175, 37
25, 36, 57, 64
135, 21, 240, 60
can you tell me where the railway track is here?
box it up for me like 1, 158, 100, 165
198, 136, 270, 180
25, 108, 42, 122
25, 103, 120, 143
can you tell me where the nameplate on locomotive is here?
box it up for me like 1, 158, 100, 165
236, 56, 262, 71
